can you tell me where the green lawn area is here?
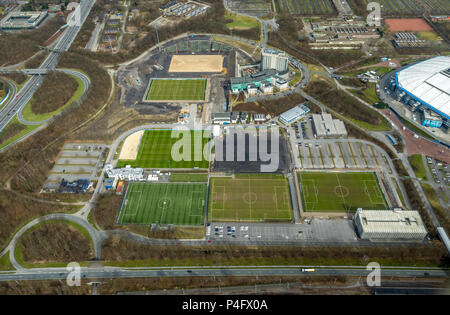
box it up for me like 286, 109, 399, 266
0, 253, 13, 270
350, 83, 380, 105
408, 154, 428, 181
289, 68, 302, 86
145, 79, 207, 101
417, 31, 440, 41
348, 116, 391, 131
225, 13, 260, 30
118, 182, 207, 225
170, 173, 209, 182
21, 74, 85, 122
117, 129, 211, 169
298, 171, 388, 212
208, 174, 293, 222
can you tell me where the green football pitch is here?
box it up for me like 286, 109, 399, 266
118, 182, 207, 225
298, 171, 388, 212
117, 129, 211, 168
208, 174, 293, 222
145, 79, 207, 101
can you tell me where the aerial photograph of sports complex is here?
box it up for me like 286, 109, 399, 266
0, 0, 449, 300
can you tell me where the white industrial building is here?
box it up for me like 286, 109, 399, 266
312, 113, 347, 138
279, 103, 309, 124
105, 164, 144, 181
354, 209, 427, 241
395, 56, 450, 120
261, 48, 289, 73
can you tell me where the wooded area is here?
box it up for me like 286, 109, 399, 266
31, 71, 78, 114
102, 237, 449, 267
0, 16, 65, 66
305, 81, 385, 126
18, 221, 93, 264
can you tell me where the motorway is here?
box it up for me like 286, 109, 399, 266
0, 266, 448, 282
0, 0, 95, 132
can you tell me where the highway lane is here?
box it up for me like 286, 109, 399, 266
0, 0, 95, 131
0, 77, 17, 113
0, 266, 447, 282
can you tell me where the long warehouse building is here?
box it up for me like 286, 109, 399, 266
354, 209, 428, 241
395, 56, 450, 120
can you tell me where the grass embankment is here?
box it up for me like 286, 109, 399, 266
0, 116, 42, 150
421, 183, 450, 235
225, 13, 260, 30
397, 115, 437, 140
14, 220, 93, 268
0, 254, 13, 270
408, 154, 428, 181
21, 72, 84, 123
170, 173, 209, 182
349, 83, 380, 105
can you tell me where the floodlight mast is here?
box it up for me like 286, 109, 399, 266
154, 23, 161, 52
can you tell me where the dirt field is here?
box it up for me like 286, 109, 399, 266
168, 55, 223, 73
118, 130, 144, 160
385, 19, 433, 32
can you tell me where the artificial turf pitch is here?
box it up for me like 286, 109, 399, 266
298, 171, 388, 212
117, 129, 210, 168
145, 79, 207, 101
208, 174, 293, 222
118, 182, 207, 225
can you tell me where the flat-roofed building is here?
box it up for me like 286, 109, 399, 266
254, 113, 267, 123
312, 113, 347, 138
230, 69, 277, 93
0, 11, 48, 30
212, 112, 231, 124
355, 209, 427, 241
279, 103, 309, 125
274, 78, 288, 90
261, 48, 288, 73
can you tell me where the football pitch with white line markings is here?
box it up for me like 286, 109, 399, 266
208, 174, 293, 222
145, 79, 207, 101
118, 182, 207, 225
298, 171, 388, 212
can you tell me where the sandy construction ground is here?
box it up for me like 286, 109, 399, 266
118, 130, 144, 160
168, 55, 223, 72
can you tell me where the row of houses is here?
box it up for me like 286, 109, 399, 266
212, 112, 268, 124
160, 1, 209, 18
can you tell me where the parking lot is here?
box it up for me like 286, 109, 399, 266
43, 143, 107, 191
297, 139, 390, 170
207, 220, 358, 243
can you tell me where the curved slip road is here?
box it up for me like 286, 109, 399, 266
0, 214, 107, 270
17, 69, 91, 125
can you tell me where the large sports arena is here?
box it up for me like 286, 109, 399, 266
395, 56, 450, 121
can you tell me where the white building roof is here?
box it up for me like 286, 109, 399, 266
280, 104, 309, 123
396, 56, 450, 119
356, 209, 427, 236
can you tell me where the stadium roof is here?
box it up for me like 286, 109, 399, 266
396, 56, 450, 119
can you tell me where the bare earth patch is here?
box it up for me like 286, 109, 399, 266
168, 55, 223, 73
118, 130, 144, 160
